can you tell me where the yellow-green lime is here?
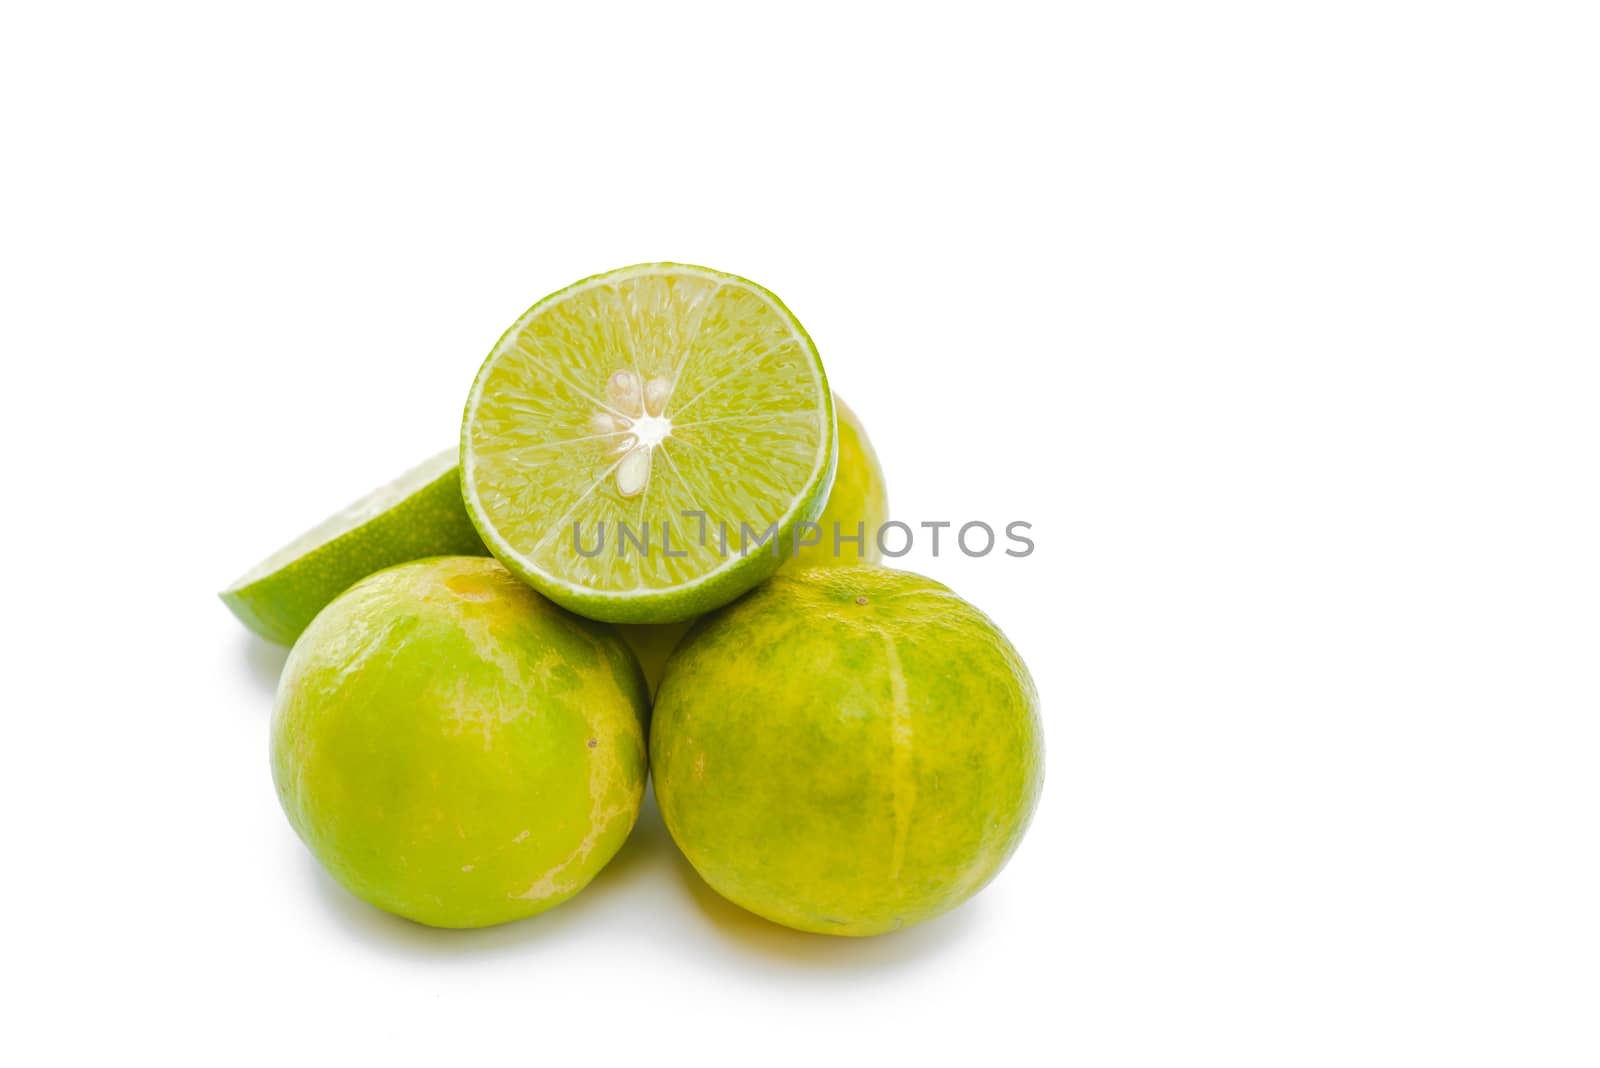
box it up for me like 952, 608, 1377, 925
271, 556, 649, 929
783, 396, 888, 570
617, 620, 694, 699
461, 264, 836, 625
652, 564, 1043, 936
219, 449, 487, 645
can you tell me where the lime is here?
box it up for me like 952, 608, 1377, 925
461, 264, 836, 624
272, 556, 649, 929
219, 449, 487, 645
616, 621, 693, 699
651, 565, 1043, 936
782, 396, 888, 570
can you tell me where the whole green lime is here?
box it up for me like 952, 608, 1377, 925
616, 620, 694, 698
783, 397, 888, 570
651, 565, 1043, 936
272, 556, 649, 928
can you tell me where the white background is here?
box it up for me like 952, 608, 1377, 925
3, 2, 1596, 1064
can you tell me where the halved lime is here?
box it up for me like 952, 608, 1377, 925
219, 449, 487, 644
461, 264, 836, 624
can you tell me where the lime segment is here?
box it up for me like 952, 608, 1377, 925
219, 449, 487, 644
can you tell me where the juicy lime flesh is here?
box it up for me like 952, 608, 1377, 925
462, 264, 834, 623
271, 557, 649, 929
651, 565, 1044, 936
220, 449, 487, 645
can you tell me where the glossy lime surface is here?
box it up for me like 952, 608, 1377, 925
272, 557, 648, 928
652, 565, 1042, 936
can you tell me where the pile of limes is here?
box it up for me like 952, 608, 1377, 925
223, 264, 1043, 936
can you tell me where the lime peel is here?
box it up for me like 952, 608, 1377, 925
220, 449, 487, 645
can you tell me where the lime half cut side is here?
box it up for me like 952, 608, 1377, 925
219, 449, 487, 645
461, 264, 836, 624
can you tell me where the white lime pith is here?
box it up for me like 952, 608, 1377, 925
461, 263, 836, 624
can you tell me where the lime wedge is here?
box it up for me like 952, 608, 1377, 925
219, 449, 487, 644
461, 264, 836, 623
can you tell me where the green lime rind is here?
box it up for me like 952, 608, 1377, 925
616, 620, 694, 698
652, 564, 1044, 936
461, 263, 837, 625
219, 449, 488, 645
272, 557, 649, 928
781, 396, 888, 571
